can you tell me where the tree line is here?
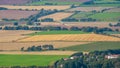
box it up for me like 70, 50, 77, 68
21, 45, 54, 51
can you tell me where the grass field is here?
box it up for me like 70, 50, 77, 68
60, 42, 120, 52
71, 12, 120, 22
28, 31, 88, 36
88, 12, 120, 22
0, 54, 68, 66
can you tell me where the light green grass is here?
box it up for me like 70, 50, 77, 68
60, 42, 120, 52
88, 12, 120, 21
28, 31, 89, 36
0, 55, 68, 66
71, 12, 93, 19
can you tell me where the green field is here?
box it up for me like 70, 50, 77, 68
0, 55, 68, 66
88, 12, 120, 21
71, 12, 120, 22
60, 42, 120, 52
28, 31, 89, 36
71, 12, 93, 19
27, 1, 81, 5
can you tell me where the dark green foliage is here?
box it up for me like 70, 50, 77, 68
22, 44, 54, 51
55, 49, 120, 68
0, 7, 8, 10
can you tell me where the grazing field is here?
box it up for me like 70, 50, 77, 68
68, 7, 113, 12
0, 10, 39, 20
19, 34, 120, 42
0, 42, 89, 51
60, 42, 120, 52
0, 5, 70, 10
0, 30, 35, 42
88, 12, 120, 22
28, 31, 89, 36
0, 54, 68, 66
71, 12, 120, 22
39, 12, 73, 22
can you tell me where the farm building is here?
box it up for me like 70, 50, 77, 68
105, 54, 120, 59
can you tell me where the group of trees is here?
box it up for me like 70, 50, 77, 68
40, 18, 54, 22
109, 23, 120, 27
27, 9, 59, 25
54, 49, 120, 68
0, 7, 8, 10
21, 45, 54, 51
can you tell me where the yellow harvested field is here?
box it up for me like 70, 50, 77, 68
0, 42, 89, 51
112, 34, 120, 37
19, 34, 120, 42
39, 12, 73, 21
0, 5, 70, 10
0, 51, 76, 55
0, 30, 35, 42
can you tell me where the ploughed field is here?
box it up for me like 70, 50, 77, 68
0, 10, 39, 20
39, 12, 73, 22
0, 5, 70, 10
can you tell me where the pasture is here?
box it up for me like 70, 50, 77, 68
60, 42, 120, 52
0, 10, 39, 20
0, 5, 70, 10
0, 54, 68, 66
88, 12, 120, 22
19, 34, 120, 42
39, 12, 73, 22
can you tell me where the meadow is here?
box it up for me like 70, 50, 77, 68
0, 54, 68, 66
60, 42, 120, 52
71, 12, 120, 22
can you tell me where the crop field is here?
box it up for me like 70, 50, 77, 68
0, 10, 39, 20
39, 12, 73, 22
0, 5, 70, 10
60, 42, 120, 52
68, 7, 113, 12
29, 31, 88, 36
0, 30, 35, 42
0, 54, 68, 66
19, 34, 120, 42
0, 51, 76, 55
0, 41, 89, 51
